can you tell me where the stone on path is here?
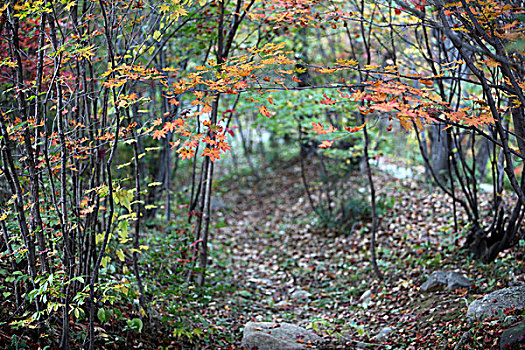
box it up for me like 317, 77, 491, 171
420, 271, 471, 292
242, 322, 322, 350
359, 290, 373, 304
373, 326, 394, 342
500, 322, 525, 350
290, 289, 311, 301
467, 286, 525, 320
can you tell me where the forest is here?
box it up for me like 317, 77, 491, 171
0, 0, 524, 348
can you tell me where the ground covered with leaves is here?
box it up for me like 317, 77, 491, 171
196, 158, 524, 349
1, 158, 523, 349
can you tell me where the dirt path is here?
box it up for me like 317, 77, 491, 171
206, 160, 524, 349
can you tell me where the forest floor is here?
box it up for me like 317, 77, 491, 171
193, 157, 525, 349
2, 157, 524, 349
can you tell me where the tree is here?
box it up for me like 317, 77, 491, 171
1, 0, 524, 348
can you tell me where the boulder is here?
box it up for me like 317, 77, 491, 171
290, 290, 311, 301
211, 197, 228, 211
467, 286, 525, 320
241, 322, 322, 350
359, 290, 373, 304
500, 322, 525, 350
420, 271, 471, 292
373, 326, 394, 342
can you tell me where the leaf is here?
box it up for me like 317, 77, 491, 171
258, 105, 272, 118
177, 147, 195, 160
153, 30, 162, 42
344, 123, 366, 133
319, 140, 334, 148
65, 1, 77, 12
202, 147, 221, 162
152, 129, 167, 140
320, 93, 336, 105
312, 122, 337, 135
97, 308, 109, 323
127, 318, 143, 332
116, 249, 125, 262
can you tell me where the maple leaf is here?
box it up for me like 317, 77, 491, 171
258, 105, 272, 118
352, 90, 367, 101
163, 121, 177, 133
202, 147, 221, 162
217, 141, 232, 152
344, 123, 366, 133
153, 118, 163, 126
320, 93, 336, 105
152, 128, 167, 140
312, 122, 337, 135
170, 140, 181, 149
177, 147, 195, 160
371, 102, 400, 112
202, 136, 216, 146
319, 140, 334, 149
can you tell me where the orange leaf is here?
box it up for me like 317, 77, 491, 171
176, 147, 195, 160
319, 140, 334, 148
344, 123, 366, 133
152, 129, 167, 140
258, 105, 271, 118
202, 147, 221, 162
312, 122, 337, 135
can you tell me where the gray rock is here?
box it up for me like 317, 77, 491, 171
242, 322, 322, 350
290, 290, 311, 301
373, 326, 393, 342
359, 290, 373, 303
211, 197, 228, 211
500, 322, 525, 350
467, 286, 525, 320
420, 271, 470, 292
275, 300, 292, 309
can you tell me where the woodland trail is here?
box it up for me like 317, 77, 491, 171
201, 158, 524, 349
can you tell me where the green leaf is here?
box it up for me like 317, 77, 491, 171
97, 308, 109, 323
127, 318, 143, 332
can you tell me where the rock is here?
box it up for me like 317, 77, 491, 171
359, 290, 373, 304
211, 197, 228, 211
290, 290, 311, 301
420, 271, 470, 292
275, 300, 292, 309
356, 342, 367, 349
467, 286, 525, 320
500, 322, 525, 350
241, 322, 322, 350
373, 327, 393, 342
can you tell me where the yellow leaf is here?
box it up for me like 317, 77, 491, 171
116, 249, 125, 262
65, 1, 76, 11
153, 30, 162, 42
159, 3, 170, 13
